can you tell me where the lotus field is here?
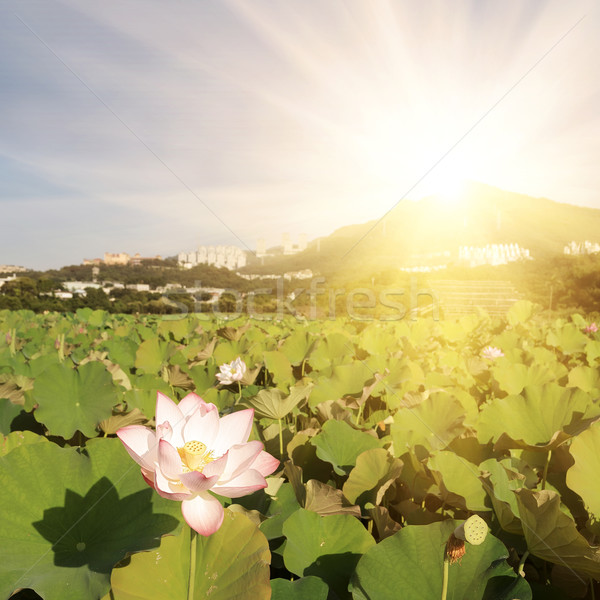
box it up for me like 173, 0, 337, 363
2, 301, 600, 599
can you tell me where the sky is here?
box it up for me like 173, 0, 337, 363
1, 0, 599, 270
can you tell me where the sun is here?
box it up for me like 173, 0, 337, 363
399, 152, 472, 206
354, 113, 478, 209
415, 165, 469, 205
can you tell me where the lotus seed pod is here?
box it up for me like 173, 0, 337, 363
454, 515, 488, 546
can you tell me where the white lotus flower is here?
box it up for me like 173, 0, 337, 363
216, 357, 247, 385
481, 345, 504, 360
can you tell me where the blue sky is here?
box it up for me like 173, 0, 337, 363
1, 0, 598, 269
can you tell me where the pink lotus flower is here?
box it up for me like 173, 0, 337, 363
481, 345, 504, 360
585, 322, 598, 333
117, 392, 279, 536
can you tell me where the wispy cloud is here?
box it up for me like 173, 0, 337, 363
1, 0, 598, 268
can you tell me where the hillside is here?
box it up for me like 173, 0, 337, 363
246, 182, 600, 277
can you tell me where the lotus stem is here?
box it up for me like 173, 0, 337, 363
591, 578, 596, 600
541, 451, 551, 491
278, 418, 284, 456
9, 328, 16, 355
355, 402, 364, 425
441, 552, 449, 600
518, 551, 529, 577
238, 381, 242, 402
188, 527, 197, 600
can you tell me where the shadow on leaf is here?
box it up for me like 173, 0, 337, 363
305, 552, 363, 600
32, 476, 179, 572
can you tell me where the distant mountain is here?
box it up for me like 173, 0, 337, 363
245, 182, 600, 277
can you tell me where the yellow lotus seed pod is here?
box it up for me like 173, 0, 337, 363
462, 515, 488, 546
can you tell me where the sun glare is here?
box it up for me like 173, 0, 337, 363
416, 168, 468, 205
355, 110, 481, 211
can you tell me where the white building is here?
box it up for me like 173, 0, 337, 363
63, 281, 103, 293
458, 243, 531, 267
282, 233, 308, 256
0, 274, 17, 288
564, 241, 600, 255
126, 283, 150, 292
178, 245, 247, 270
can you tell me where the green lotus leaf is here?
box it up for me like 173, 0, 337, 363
0, 438, 180, 600
123, 374, 173, 419
245, 385, 311, 420
134, 337, 172, 373
279, 330, 317, 365
0, 372, 34, 405
514, 488, 600, 579
427, 451, 489, 512
162, 364, 191, 390
110, 510, 270, 600
0, 397, 22, 435
566, 421, 600, 521
32, 361, 120, 438
308, 333, 355, 371
212, 339, 245, 366
366, 505, 401, 540
309, 363, 374, 408
370, 359, 424, 404
264, 350, 294, 387
406, 318, 440, 348
102, 337, 138, 370
491, 361, 564, 395
507, 300, 535, 325
477, 384, 600, 451
546, 323, 589, 355
186, 337, 217, 362
99, 408, 148, 435
479, 458, 523, 534
0, 430, 48, 458
311, 420, 381, 475
342, 448, 403, 505
27, 352, 62, 377
445, 388, 480, 428
391, 393, 466, 454
287, 432, 333, 483
356, 324, 397, 356
282, 508, 375, 598
440, 320, 471, 343
271, 576, 328, 600
567, 365, 600, 394
74, 307, 93, 321
87, 309, 109, 328
585, 340, 600, 365
259, 482, 301, 540
184, 364, 218, 394
349, 520, 531, 600
304, 479, 361, 517
157, 317, 191, 342
215, 323, 244, 341
102, 360, 132, 390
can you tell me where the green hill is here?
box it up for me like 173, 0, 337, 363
247, 182, 600, 277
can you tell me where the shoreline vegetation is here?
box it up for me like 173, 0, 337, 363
2, 253, 600, 317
